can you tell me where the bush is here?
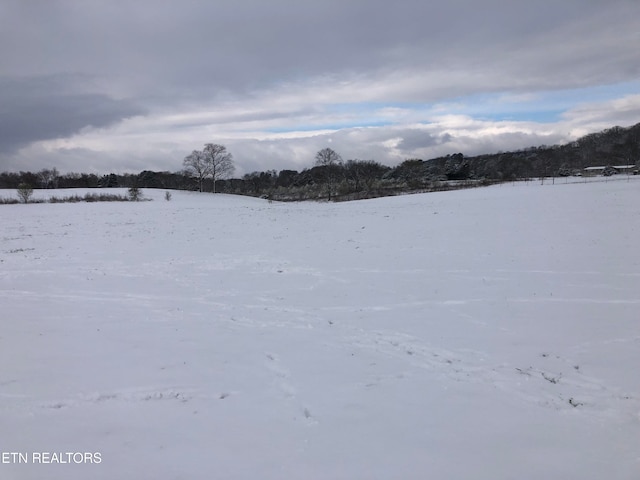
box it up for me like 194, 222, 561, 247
16, 183, 33, 203
83, 193, 131, 202
48, 195, 82, 203
128, 186, 142, 201
1, 191, 144, 205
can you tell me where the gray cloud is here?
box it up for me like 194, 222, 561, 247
397, 131, 451, 152
0, 75, 145, 153
2, 1, 635, 96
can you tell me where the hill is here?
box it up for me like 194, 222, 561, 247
1, 180, 639, 479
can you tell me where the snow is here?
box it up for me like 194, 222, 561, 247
1, 180, 639, 479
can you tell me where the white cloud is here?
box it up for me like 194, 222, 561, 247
560, 94, 640, 134
6, 87, 637, 177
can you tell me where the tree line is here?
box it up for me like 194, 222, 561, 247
1, 123, 639, 201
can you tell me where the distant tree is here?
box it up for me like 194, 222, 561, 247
243, 172, 263, 194
445, 154, 470, 180
391, 159, 427, 188
315, 147, 343, 200
18, 171, 39, 188
359, 160, 390, 190
17, 183, 33, 203
183, 149, 209, 192
37, 167, 59, 189
203, 143, 235, 193
243, 170, 276, 194
128, 185, 142, 201
137, 170, 165, 188
276, 169, 299, 188
99, 173, 119, 188
0, 171, 21, 188
344, 159, 388, 192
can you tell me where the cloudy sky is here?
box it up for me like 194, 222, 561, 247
1, 0, 639, 175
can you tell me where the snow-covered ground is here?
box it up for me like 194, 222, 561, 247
1, 179, 639, 479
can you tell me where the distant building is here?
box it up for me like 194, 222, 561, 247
583, 165, 636, 177
583, 166, 605, 176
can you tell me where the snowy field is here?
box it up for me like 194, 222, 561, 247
1, 179, 639, 479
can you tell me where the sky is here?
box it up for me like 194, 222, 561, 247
1, 0, 639, 176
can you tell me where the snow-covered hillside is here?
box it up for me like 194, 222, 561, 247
1, 180, 639, 479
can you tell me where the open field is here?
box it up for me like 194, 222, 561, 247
1, 179, 639, 479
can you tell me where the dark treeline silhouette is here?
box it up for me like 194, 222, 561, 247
0, 170, 191, 191
1, 123, 639, 201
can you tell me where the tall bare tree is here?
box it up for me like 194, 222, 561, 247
182, 150, 209, 192
203, 143, 235, 193
315, 147, 342, 200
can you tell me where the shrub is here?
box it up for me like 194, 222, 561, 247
128, 186, 142, 201
2, 191, 138, 205
16, 183, 34, 203
83, 193, 129, 202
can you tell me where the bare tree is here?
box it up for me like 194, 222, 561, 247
182, 150, 209, 192
315, 147, 343, 200
203, 143, 235, 193
37, 167, 59, 189
344, 159, 388, 192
